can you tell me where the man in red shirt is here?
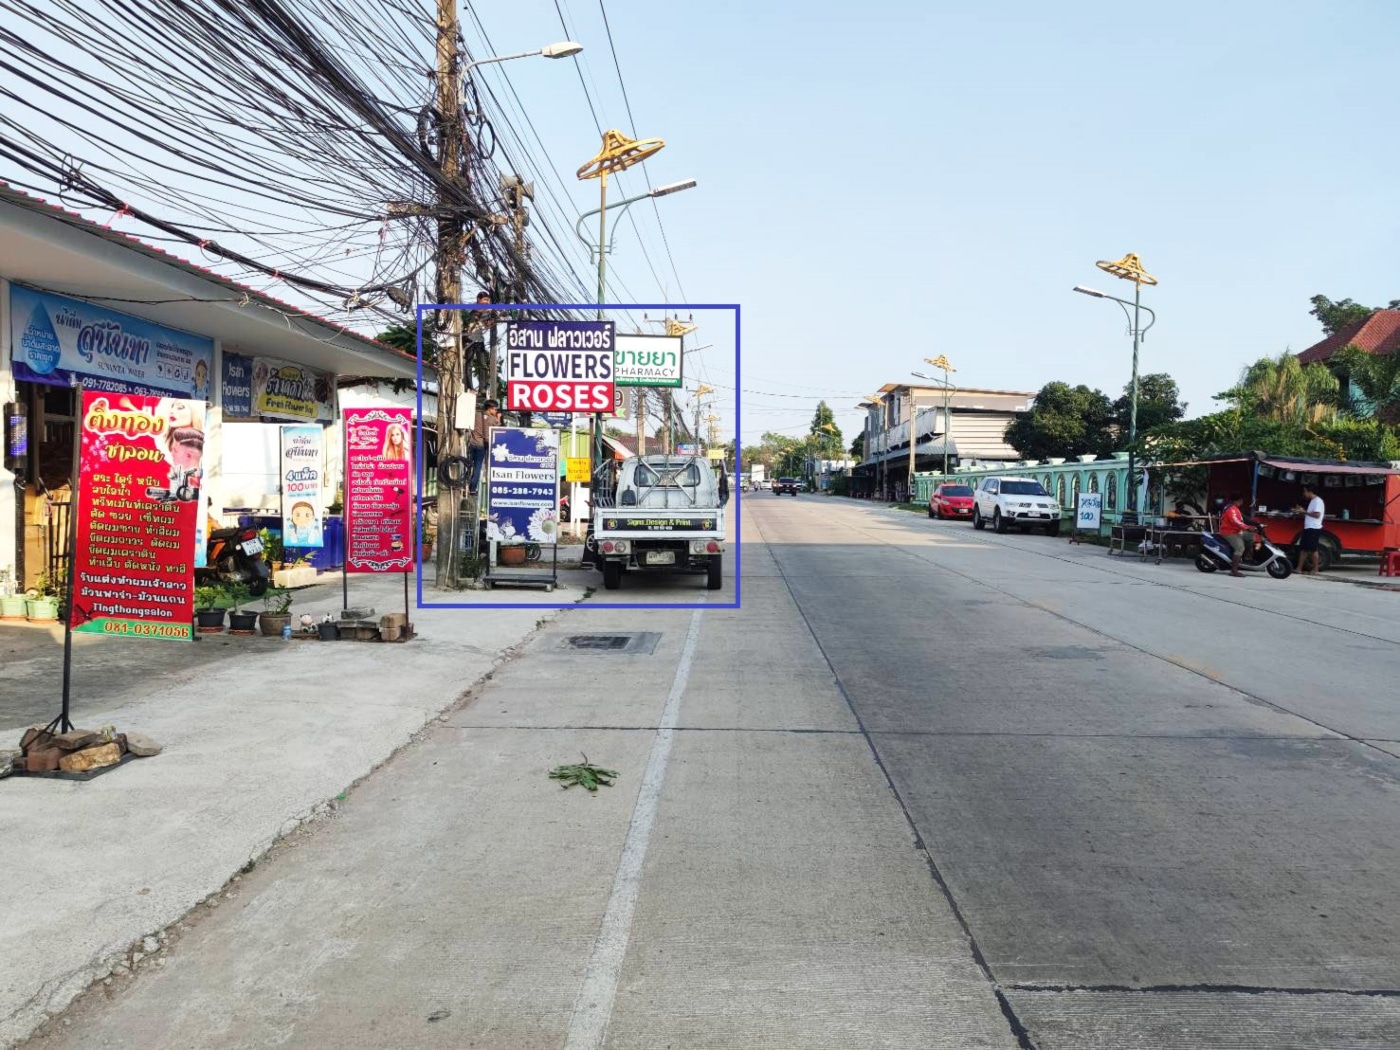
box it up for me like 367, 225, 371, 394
1219, 493, 1254, 578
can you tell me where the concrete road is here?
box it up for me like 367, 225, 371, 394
27, 493, 1400, 1049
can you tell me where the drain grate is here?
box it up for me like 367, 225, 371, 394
569, 635, 630, 650
557, 632, 661, 655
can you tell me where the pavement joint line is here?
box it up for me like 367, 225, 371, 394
1005, 982, 1400, 998
750, 511, 1042, 1050
562, 601, 705, 1050
855, 499, 1400, 646
826, 502, 1400, 771
443, 724, 862, 734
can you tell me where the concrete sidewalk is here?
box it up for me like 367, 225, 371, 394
0, 570, 585, 1049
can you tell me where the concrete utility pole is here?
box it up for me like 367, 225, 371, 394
432, 0, 465, 589
906, 388, 917, 504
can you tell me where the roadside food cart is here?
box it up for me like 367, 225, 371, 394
1164, 452, 1400, 570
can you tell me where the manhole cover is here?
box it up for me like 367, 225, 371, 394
557, 632, 660, 655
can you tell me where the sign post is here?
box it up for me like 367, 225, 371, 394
482, 426, 560, 591
344, 407, 415, 634
56, 389, 205, 731
1073, 490, 1103, 544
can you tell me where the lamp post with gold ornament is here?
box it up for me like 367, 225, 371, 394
1073, 253, 1158, 517
925, 355, 957, 477
574, 131, 694, 564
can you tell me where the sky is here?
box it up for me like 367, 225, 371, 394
477, 0, 1400, 451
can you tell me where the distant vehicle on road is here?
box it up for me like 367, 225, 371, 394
972, 476, 1062, 536
928, 483, 975, 520
773, 477, 800, 496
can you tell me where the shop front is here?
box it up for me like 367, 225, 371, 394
0, 184, 422, 600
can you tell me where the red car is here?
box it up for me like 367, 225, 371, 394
928, 483, 975, 520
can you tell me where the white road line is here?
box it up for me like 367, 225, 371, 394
563, 603, 706, 1050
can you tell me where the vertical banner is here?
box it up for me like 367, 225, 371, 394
280, 424, 325, 548
344, 407, 414, 573
484, 427, 559, 545
70, 391, 205, 639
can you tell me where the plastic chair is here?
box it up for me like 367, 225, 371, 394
1380, 550, 1400, 577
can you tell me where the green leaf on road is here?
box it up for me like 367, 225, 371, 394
548, 754, 619, 793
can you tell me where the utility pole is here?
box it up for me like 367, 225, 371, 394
635, 388, 647, 457
432, 0, 465, 589
906, 388, 917, 504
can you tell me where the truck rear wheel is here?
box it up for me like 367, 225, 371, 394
706, 554, 722, 590
602, 560, 622, 590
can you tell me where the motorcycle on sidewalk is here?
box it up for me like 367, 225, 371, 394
197, 526, 271, 595
1195, 521, 1293, 579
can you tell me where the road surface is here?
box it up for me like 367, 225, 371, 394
30, 493, 1400, 1049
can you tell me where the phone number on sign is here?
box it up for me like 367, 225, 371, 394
102, 620, 191, 638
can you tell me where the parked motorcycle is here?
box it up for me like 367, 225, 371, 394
198, 525, 271, 595
1195, 520, 1293, 579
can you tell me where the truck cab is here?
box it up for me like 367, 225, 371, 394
593, 455, 725, 591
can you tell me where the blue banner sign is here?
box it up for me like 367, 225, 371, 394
485, 427, 559, 546
221, 352, 254, 418
10, 285, 214, 397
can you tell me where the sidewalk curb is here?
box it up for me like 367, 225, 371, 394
4, 596, 588, 1050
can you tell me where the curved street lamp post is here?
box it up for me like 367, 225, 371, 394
1073, 253, 1158, 518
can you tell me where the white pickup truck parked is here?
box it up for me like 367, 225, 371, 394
593, 455, 725, 591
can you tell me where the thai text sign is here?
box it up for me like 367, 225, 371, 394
485, 428, 559, 546
70, 390, 205, 640
344, 407, 414, 573
280, 425, 325, 548
565, 457, 591, 483
505, 320, 614, 413
253, 356, 334, 421
11, 285, 214, 398
614, 334, 682, 388
1076, 491, 1103, 531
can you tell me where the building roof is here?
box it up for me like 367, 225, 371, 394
0, 181, 425, 381
1296, 310, 1400, 365
872, 385, 1034, 413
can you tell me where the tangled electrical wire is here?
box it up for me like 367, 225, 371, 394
0, 0, 592, 330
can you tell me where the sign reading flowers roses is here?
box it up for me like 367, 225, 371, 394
483, 427, 559, 546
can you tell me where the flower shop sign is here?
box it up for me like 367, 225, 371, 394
484, 427, 559, 545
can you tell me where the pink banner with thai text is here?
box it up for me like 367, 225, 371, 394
344, 407, 415, 573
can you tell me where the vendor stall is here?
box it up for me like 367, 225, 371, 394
1167, 452, 1400, 570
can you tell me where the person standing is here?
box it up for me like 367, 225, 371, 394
1293, 482, 1325, 574
1219, 493, 1254, 578
718, 466, 730, 507
467, 399, 500, 494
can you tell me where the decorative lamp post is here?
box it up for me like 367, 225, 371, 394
1073, 253, 1158, 518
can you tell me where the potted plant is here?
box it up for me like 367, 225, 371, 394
498, 541, 527, 567
259, 588, 293, 636
259, 528, 284, 571
26, 569, 62, 621
0, 568, 26, 620
194, 583, 227, 632
225, 582, 259, 634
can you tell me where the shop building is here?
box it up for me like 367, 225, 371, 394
0, 183, 423, 590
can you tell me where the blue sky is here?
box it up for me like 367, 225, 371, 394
481, 0, 1399, 450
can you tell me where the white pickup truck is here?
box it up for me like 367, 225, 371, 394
593, 455, 725, 591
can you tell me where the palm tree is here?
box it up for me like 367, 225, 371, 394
1331, 344, 1400, 423
1227, 352, 1339, 426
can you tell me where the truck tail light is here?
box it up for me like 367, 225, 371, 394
614, 540, 629, 554
706, 541, 719, 553
602, 541, 614, 553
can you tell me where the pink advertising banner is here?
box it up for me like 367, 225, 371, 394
344, 407, 415, 573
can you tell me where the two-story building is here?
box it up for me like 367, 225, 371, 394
851, 385, 1033, 501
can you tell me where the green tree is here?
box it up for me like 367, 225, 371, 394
808, 400, 843, 457
377, 320, 437, 367
849, 432, 865, 460
1005, 382, 1115, 461
1332, 344, 1400, 423
1308, 294, 1399, 336
1221, 352, 1339, 426
1113, 373, 1185, 434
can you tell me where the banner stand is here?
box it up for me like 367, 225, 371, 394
48, 384, 84, 735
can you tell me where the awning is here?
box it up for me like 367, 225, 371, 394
601, 435, 634, 460
1162, 451, 1399, 476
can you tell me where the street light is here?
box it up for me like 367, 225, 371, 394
918, 355, 957, 477
462, 41, 583, 78
1072, 253, 1158, 518
575, 129, 694, 563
